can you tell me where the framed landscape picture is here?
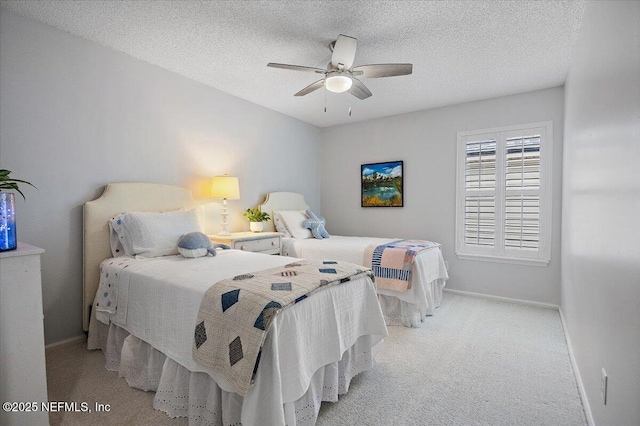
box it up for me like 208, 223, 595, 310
361, 161, 404, 207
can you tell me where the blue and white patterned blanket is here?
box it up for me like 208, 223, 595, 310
364, 239, 440, 292
192, 259, 372, 396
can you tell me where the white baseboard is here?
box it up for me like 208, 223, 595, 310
45, 334, 86, 350
559, 307, 595, 426
443, 288, 559, 310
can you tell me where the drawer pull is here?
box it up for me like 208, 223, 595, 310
271, 241, 275, 246
241, 245, 246, 250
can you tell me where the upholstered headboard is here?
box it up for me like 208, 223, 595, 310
82, 183, 196, 331
258, 192, 310, 232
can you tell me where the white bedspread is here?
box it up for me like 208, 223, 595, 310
92, 249, 387, 425
282, 236, 449, 318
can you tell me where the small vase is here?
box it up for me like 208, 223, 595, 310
0, 192, 17, 251
249, 222, 264, 233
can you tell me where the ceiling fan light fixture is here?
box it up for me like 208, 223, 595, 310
325, 74, 352, 93
268, 34, 411, 101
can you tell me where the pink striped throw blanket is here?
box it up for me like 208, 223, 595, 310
364, 239, 440, 292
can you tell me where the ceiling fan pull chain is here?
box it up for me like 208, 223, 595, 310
324, 87, 327, 113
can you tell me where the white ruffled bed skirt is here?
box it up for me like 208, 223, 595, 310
379, 279, 446, 327
87, 319, 376, 425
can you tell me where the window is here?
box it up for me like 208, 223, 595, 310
455, 122, 552, 266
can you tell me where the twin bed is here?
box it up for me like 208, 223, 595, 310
82, 183, 447, 425
259, 191, 449, 327
83, 183, 388, 425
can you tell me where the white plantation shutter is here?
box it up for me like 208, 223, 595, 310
456, 122, 552, 265
504, 134, 541, 253
463, 139, 497, 249
505, 195, 539, 250
465, 140, 496, 190
505, 136, 541, 189
464, 195, 495, 247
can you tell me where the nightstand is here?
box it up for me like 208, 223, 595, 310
209, 232, 283, 255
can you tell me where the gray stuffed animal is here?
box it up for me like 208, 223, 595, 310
177, 232, 230, 258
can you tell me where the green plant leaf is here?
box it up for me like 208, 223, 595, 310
0, 170, 36, 200
6, 183, 26, 200
242, 207, 270, 222
5, 178, 37, 189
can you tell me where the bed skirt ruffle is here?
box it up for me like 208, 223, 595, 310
379, 279, 446, 327
87, 319, 376, 425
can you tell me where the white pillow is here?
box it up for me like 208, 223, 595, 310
275, 210, 312, 239
273, 212, 293, 238
110, 209, 202, 258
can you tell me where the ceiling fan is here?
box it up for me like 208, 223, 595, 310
267, 34, 412, 100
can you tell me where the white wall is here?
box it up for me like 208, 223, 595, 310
0, 9, 321, 344
320, 87, 564, 305
561, 1, 640, 425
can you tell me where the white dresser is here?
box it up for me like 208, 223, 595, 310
0, 243, 49, 426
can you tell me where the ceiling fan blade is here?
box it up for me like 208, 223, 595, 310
294, 79, 325, 96
351, 63, 413, 78
331, 35, 357, 70
267, 63, 325, 73
348, 77, 372, 100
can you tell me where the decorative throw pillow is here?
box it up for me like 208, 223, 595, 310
302, 210, 330, 239
273, 212, 293, 238
275, 210, 312, 239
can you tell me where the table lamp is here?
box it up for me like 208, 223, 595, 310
211, 175, 240, 236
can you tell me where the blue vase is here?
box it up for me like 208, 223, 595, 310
0, 192, 17, 251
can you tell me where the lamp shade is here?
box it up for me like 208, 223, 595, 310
211, 175, 240, 200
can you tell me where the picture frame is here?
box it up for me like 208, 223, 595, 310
361, 161, 404, 207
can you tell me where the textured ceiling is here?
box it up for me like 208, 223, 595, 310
1, 1, 585, 128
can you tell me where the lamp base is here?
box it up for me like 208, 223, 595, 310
218, 199, 232, 236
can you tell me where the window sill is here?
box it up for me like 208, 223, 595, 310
455, 252, 550, 267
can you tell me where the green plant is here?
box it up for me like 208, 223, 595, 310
0, 169, 36, 200
243, 208, 270, 222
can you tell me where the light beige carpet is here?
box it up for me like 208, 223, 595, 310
45, 294, 586, 425
45, 339, 186, 425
